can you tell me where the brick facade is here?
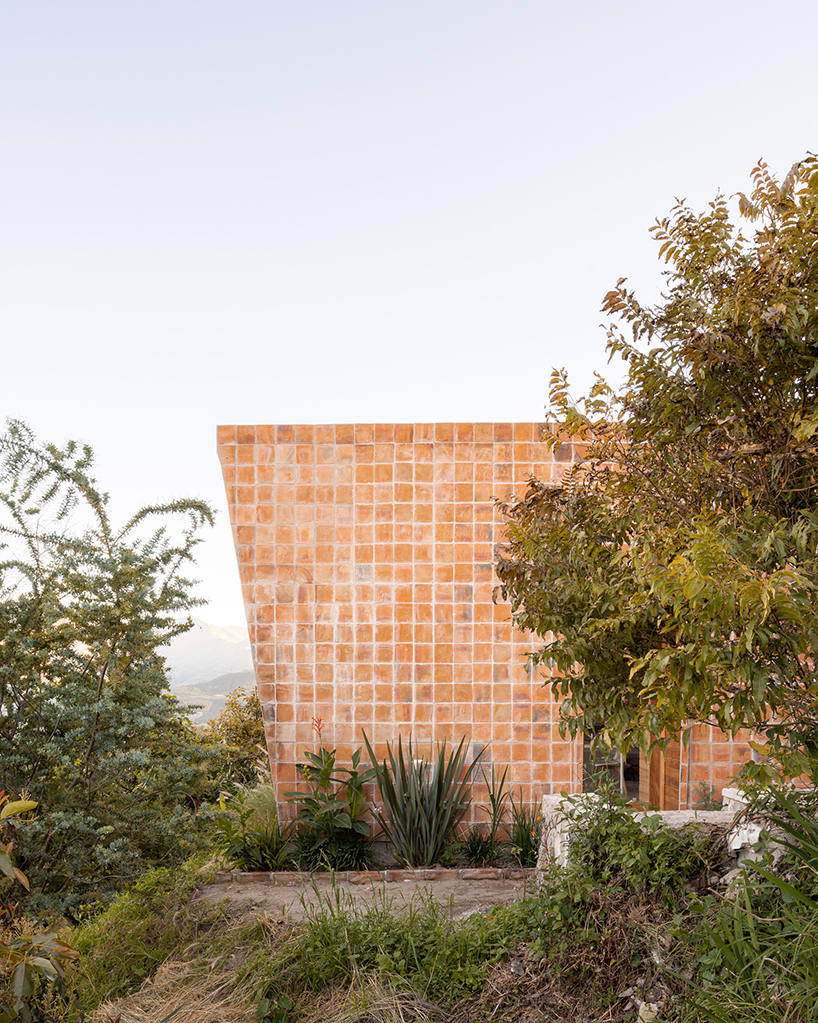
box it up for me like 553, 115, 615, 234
218, 423, 750, 812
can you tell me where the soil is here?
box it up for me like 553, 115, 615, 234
197, 872, 539, 923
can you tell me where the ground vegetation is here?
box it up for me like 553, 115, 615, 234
199, 686, 267, 789
26, 780, 808, 1023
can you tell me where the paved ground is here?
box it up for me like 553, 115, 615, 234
198, 872, 538, 923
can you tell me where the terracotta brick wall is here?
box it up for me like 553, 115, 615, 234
687, 725, 753, 804
217, 422, 750, 812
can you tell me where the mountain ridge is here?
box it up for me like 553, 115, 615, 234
162, 617, 253, 689
173, 669, 257, 724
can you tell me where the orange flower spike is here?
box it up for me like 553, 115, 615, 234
311, 716, 324, 735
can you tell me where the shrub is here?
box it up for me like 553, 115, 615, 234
200, 687, 267, 790
0, 794, 77, 1023
0, 422, 218, 918
214, 786, 293, 872
285, 742, 375, 872
560, 777, 709, 898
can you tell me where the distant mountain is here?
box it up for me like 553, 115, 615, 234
173, 669, 257, 725
162, 617, 253, 688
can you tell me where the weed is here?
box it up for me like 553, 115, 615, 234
462, 827, 496, 867
439, 842, 461, 868
692, 783, 724, 811
560, 777, 710, 899
474, 763, 509, 866
255, 881, 530, 1006
681, 786, 818, 1023
70, 857, 225, 1008
291, 827, 374, 872
257, 993, 294, 1023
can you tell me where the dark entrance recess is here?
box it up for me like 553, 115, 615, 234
582, 731, 640, 801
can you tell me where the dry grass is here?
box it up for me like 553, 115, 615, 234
93, 969, 451, 1023
89, 959, 253, 1023
296, 978, 446, 1023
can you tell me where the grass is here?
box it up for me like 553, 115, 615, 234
252, 883, 530, 1005
70, 856, 228, 1010
677, 787, 818, 1023
56, 839, 703, 1021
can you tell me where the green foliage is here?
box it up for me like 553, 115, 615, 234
0, 421, 218, 915
512, 791, 711, 1011
508, 794, 543, 868
560, 779, 709, 898
521, 862, 671, 1007
70, 858, 223, 1009
461, 828, 496, 867
256, 994, 294, 1023
285, 746, 375, 871
362, 733, 478, 868
0, 795, 77, 1023
692, 783, 724, 811
683, 787, 818, 1023
495, 155, 818, 780
200, 687, 267, 790
470, 763, 509, 866
256, 884, 530, 1005
459, 764, 512, 867
214, 787, 294, 872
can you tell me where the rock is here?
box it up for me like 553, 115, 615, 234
509, 956, 525, 976
634, 997, 662, 1021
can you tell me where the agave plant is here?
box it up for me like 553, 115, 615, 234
362, 733, 479, 867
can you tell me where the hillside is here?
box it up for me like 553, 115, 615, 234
172, 669, 257, 724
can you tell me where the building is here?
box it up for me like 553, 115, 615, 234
218, 422, 751, 812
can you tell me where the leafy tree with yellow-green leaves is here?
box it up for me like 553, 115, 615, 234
496, 155, 818, 784
0, 421, 218, 916
200, 686, 267, 788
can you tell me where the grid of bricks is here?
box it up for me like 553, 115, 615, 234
218, 422, 751, 812
687, 725, 753, 802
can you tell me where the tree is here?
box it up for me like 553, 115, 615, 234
496, 155, 818, 784
0, 421, 217, 914
200, 687, 267, 789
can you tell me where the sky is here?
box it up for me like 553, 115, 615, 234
2, 1, 817, 626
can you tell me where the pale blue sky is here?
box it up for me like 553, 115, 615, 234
2, 1, 816, 624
